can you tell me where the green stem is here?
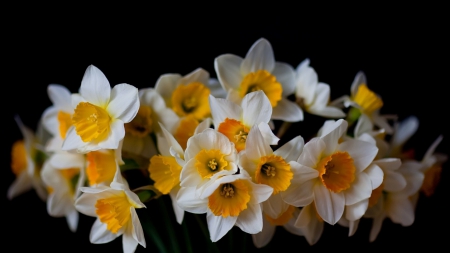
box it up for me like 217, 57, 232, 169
141, 213, 168, 253
158, 197, 182, 253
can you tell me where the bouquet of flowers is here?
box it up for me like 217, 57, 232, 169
7, 38, 447, 253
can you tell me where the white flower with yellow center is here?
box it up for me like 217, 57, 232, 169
154, 68, 226, 121
41, 148, 86, 232
214, 38, 302, 122
209, 90, 279, 153
281, 119, 381, 225
252, 205, 303, 248
179, 128, 239, 192
238, 125, 304, 219
75, 166, 146, 253
177, 170, 273, 242
122, 88, 179, 159
8, 116, 48, 201
294, 59, 345, 118
62, 65, 140, 154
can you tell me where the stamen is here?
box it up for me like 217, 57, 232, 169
239, 70, 282, 107
262, 164, 276, 177
124, 105, 153, 138
171, 82, 211, 120
255, 155, 292, 194
220, 183, 235, 198
218, 118, 249, 152
182, 97, 197, 112
208, 159, 218, 170
234, 131, 248, 143
317, 151, 356, 193
195, 149, 229, 178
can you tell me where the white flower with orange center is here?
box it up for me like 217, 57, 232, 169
62, 65, 140, 154
214, 38, 303, 122
294, 59, 345, 119
8, 116, 48, 201
154, 68, 226, 121
41, 149, 85, 232
177, 170, 273, 242
179, 128, 239, 192
75, 166, 146, 253
238, 125, 304, 219
122, 88, 179, 159
281, 119, 381, 225
209, 90, 279, 153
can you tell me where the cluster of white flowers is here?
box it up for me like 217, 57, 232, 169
8, 38, 447, 252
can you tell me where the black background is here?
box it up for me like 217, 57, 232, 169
4, 12, 449, 252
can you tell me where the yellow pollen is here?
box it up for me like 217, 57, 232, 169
72, 102, 111, 142
240, 70, 283, 107
11, 140, 27, 176
57, 111, 72, 139
265, 205, 296, 226
174, 115, 199, 150
353, 84, 383, 115
220, 183, 235, 198
195, 149, 229, 179
124, 105, 153, 138
255, 155, 292, 194
208, 159, 218, 170
171, 82, 211, 120
86, 150, 116, 186
218, 118, 249, 152
149, 155, 182, 195
95, 193, 132, 233
208, 179, 251, 217
317, 151, 356, 193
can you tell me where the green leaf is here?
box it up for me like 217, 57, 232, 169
120, 158, 140, 171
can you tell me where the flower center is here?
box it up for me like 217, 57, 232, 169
171, 82, 211, 120
95, 193, 132, 233
174, 115, 199, 150
317, 151, 356, 193
86, 150, 116, 186
125, 105, 153, 138
265, 205, 296, 226
239, 70, 282, 107
208, 180, 251, 217
353, 84, 383, 115
57, 111, 72, 139
255, 154, 292, 194
195, 149, 229, 179
149, 155, 182, 195
11, 140, 27, 176
72, 102, 111, 142
218, 118, 249, 152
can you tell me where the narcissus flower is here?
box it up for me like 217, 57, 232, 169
177, 171, 273, 242
419, 135, 447, 197
214, 38, 302, 122
62, 65, 139, 154
75, 166, 146, 253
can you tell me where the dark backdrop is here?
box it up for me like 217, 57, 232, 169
4, 14, 449, 252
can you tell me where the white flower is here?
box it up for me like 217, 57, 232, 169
62, 65, 139, 154
214, 38, 302, 122
294, 59, 345, 118
281, 119, 382, 225
209, 90, 279, 153
75, 166, 146, 253
177, 171, 273, 242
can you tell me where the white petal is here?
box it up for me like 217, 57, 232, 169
423, 135, 444, 161
348, 219, 360, 236
345, 199, 369, 221
295, 204, 324, 245
66, 209, 79, 232
47, 191, 73, 217
122, 228, 139, 253
250, 182, 274, 204
241, 90, 272, 126
235, 203, 263, 234
386, 194, 415, 226
208, 78, 228, 98
180, 68, 209, 86
41, 107, 59, 136
107, 84, 139, 123
154, 73, 182, 101
214, 54, 243, 91
350, 71, 366, 97
364, 163, 384, 190
281, 172, 316, 207
195, 118, 212, 134
180, 159, 203, 188
308, 106, 346, 119
309, 82, 331, 109
159, 122, 184, 158
314, 183, 345, 225
241, 38, 275, 74
320, 119, 347, 156
47, 84, 73, 112
7, 172, 32, 200
176, 187, 208, 214
61, 127, 87, 153
90, 218, 119, 244
297, 138, 325, 168
274, 135, 304, 162
391, 116, 419, 148
383, 170, 407, 192
295, 204, 313, 227
258, 122, 279, 145
369, 213, 385, 242
262, 194, 290, 219
373, 114, 394, 135
344, 172, 373, 205
338, 139, 378, 173
251, 217, 275, 248
49, 152, 85, 170
245, 125, 272, 161
169, 187, 185, 224
71, 93, 87, 109
130, 208, 146, 248
80, 65, 111, 107
75, 193, 100, 217
271, 98, 303, 122
209, 95, 241, 128
206, 211, 237, 242
272, 62, 295, 96
97, 120, 125, 150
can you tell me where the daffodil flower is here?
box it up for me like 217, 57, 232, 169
154, 68, 226, 121
41, 147, 86, 232
62, 65, 140, 154
294, 59, 345, 118
8, 116, 48, 201
239, 125, 304, 219
75, 165, 146, 253
209, 90, 279, 153
419, 135, 447, 197
282, 119, 382, 225
177, 170, 273, 242
214, 38, 302, 122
